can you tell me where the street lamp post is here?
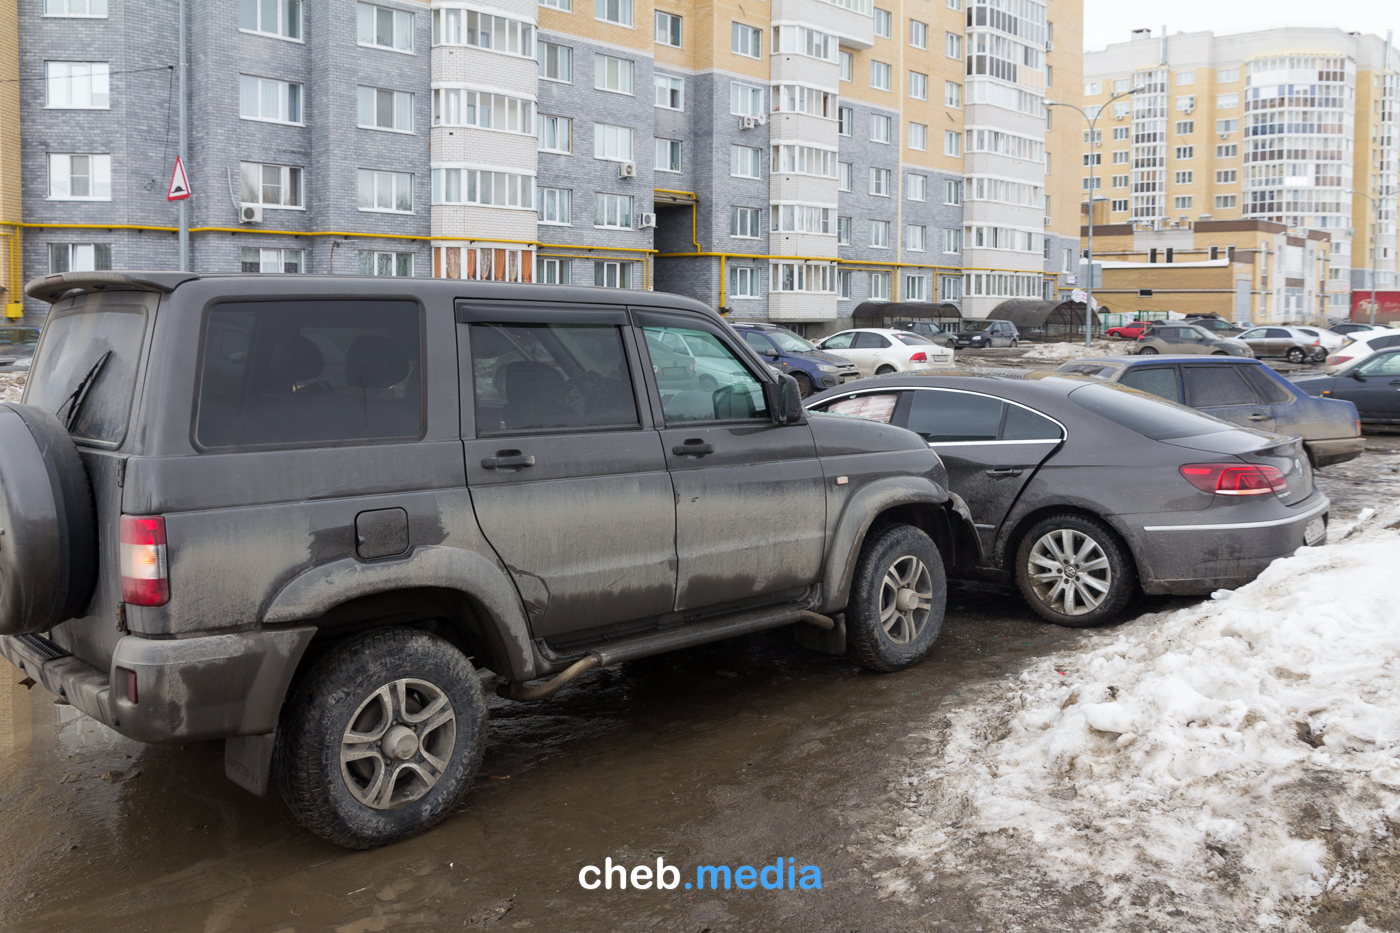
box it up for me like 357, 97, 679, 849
1048, 87, 1139, 347
1348, 188, 1397, 326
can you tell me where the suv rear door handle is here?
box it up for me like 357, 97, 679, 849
673, 439, 715, 457
482, 451, 535, 470
984, 467, 1024, 477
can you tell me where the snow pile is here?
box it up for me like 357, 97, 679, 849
1018, 339, 1123, 362
0, 373, 24, 403
879, 500, 1400, 930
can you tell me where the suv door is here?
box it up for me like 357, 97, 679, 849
1327, 352, 1400, 423
1182, 364, 1274, 431
459, 304, 677, 640
636, 311, 827, 611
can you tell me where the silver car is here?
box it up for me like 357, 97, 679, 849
1236, 326, 1326, 363
1136, 323, 1253, 358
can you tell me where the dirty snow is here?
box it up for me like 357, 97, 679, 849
0, 373, 24, 403
876, 499, 1400, 931
1017, 339, 1124, 362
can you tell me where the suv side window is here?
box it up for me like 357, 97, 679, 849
742, 331, 776, 354
1183, 365, 1258, 407
642, 324, 768, 423
1373, 334, 1400, 350
471, 323, 639, 434
905, 389, 1003, 441
1119, 365, 1180, 402
196, 300, 421, 448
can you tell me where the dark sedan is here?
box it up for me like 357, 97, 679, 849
1052, 356, 1363, 468
808, 373, 1329, 628
1293, 348, 1400, 426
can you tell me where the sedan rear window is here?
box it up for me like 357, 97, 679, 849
906, 389, 1003, 441
1070, 382, 1231, 440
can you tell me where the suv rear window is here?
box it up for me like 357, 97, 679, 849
196, 300, 422, 448
1070, 382, 1230, 440
27, 293, 151, 445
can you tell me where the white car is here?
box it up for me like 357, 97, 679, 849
1325, 328, 1400, 374
816, 328, 955, 376
1292, 326, 1346, 353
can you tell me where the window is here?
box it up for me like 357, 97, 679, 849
1175, 96, 1194, 113
903, 274, 927, 301
356, 3, 410, 51
1216, 93, 1238, 109
594, 261, 633, 288
772, 25, 837, 62
1110, 150, 1129, 165
537, 187, 571, 224
869, 220, 890, 248
839, 51, 853, 82
838, 106, 853, 136
197, 300, 419, 448
594, 123, 634, 161
1216, 119, 1238, 134
432, 170, 534, 206
595, 0, 632, 26
1215, 195, 1237, 209
1173, 195, 1193, 210
539, 42, 573, 82
908, 122, 927, 151
433, 9, 534, 55
838, 270, 851, 299
473, 321, 638, 434
871, 113, 892, 143
48, 154, 111, 200
945, 81, 962, 107
944, 179, 962, 205
837, 216, 851, 245
943, 228, 960, 253
595, 55, 635, 94
644, 324, 766, 422
730, 207, 761, 238
1110, 199, 1128, 212
771, 204, 834, 235
359, 251, 414, 277
731, 145, 762, 178
433, 89, 534, 134
1175, 121, 1194, 135
243, 0, 301, 39
870, 272, 891, 300
239, 75, 302, 123
770, 262, 836, 294
1113, 100, 1131, 118
946, 0, 962, 9
595, 193, 633, 228
358, 86, 414, 132
358, 170, 413, 212
46, 62, 109, 109
535, 257, 571, 284
946, 32, 962, 59
240, 162, 302, 207
770, 144, 837, 178
1175, 146, 1194, 160
1113, 126, 1130, 140
732, 22, 761, 58
238, 247, 303, 275
655, 138, 681, 172
48, 243, 111, 273
838, 162, 852, 191
540, 0, 571, 9
1216, 144, 1237, 158
1083, 153, 1101, 166
1183, 366, 1256, 408
1083, 81, 1102, 96
655, 75, 683, 109
870, 167, 890, 196
907, 173, 926, 201
731, 267, 758, 298
1082, 177, 1101, 190
1215, 170, 1237, 184
1217, 67, 1239, 83
910, 20, 928, 48
906, 224, 926, 252
1176, 70, 1195, 86
655, 11, 681, 46
944, 131, 962, 156
871, 61, 891, 91
872, 7, 891, 36
731, 83, 764, 117
44, 0, 107, 15
1110, 174, 1128, 187
909, 71, 927, 100
1113, 78, 1129, 93
1174, 171, 1193, 184
538, 114, 571, 153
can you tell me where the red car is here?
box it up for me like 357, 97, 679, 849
1108, 320, 1156, 339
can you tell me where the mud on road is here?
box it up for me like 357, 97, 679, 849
0, 441, 1393, 933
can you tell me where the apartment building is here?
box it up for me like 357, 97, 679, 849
1082, 27, 1399, 322
16, 0, 1082, 331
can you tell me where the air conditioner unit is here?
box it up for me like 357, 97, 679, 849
740, 116, 757, 130
1183, 106, 1194, 114
1045, 39, 1054, 50
619, 161, 637, 179
1115, 112, 1126, 120
1220, 133, 1230, 139
1044, 216, 1053, 226
239, 204, 262, 224
638, 212, 657, 228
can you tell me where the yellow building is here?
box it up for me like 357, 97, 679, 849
0, 0, 19, 319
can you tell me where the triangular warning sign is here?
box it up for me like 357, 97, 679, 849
167, 156, 191, 201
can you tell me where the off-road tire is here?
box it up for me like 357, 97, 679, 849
1286, 347, 1305, 363
1138, 346, 1158, 355
792, 371, 814, 398
875, 364, 897, 375
276, 627, 487, 849
846, 524, 946, 672
1014, 513, 1136, 628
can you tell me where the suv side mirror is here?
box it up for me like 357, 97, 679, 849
764, 374, 806, 424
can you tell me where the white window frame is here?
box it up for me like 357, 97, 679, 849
358, 86, 415, 133
239, 161, 303, 208
359, 250, 415, 277
47, 153, 111, 201
839, 51, 853, 82
731, 145, 762, 179
45, 62, 109, 109
837, 216, 851, 245
870, 61, 891, 91
730, 82, 764, 117
655, 10, 681, 46
655, 138, 681, 173
1215, 195, 1237, 209
431, 167, 535, 208
539, 42, 573, 83
241, 247, 303, 274
595, 0, 633, 27
239, 74, 303, 125
730, 266, 759, 299
873, 7, 891, 37
1110, 198, 1128, 212
48, 242, 111, 273
358, 169, 414, 213
944, 179, 962, 205
536, 257, 572, 285
905, 224, 926, 252
540, 0, 571, 10
654, 74, 684, 110
732, 22, 761, 59
838, 161, 852, 191
595, 55, 635, 95
909, 19, 927, 49
903, 273, 927, 302
594, 193, 634, 229
942, 227, 960, 254
43, 0, 108, 17
537, 114, 572, 153
433, 9, 535, 57
945, 81, 962, 108
944, 130, 961, 156
433, 88, 534, 135
730, 207, 761, 238
909, 71, 927, 100
906, 173, 926, 201
838, 106, 853, 136
870, 271, 891, 300
537, 186, 572, 225
356, 3, 411, 52
870, 113, 892, 144
594, 123, 635, 162
594, 261, 633, 289
1173, 195, 1193, 210
945, 32, 962, 60
908, 122, 927, 151
870, 167, 890, 197
243, 0, 302, 40
870, 220, 890, 248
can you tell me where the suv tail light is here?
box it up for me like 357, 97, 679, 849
120, 515, 169, 606
1179, 463, 1287, 496
1328, 355, 1351, 366
909, 351, 928, 363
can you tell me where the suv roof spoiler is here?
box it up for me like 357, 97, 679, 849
26, 271, 200, 304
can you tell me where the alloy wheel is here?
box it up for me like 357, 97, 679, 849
878, 555, 935, 644
1026, 528, 1112, 616
340, 678, 457, 810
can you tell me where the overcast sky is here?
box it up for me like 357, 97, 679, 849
1082, 0, 1399, 52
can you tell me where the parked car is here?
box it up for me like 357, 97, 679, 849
1294, 348, 1400, 426
730, 322, 860, 397
1052, 356, 1363, 467
809, 373, 1329, 627
0, 326, 40, 372
1324, 328, 1400, 374
1183, 314, 1246, 337
1107, 320, 1158, 340
953, 319, 1021, 348
1, 271, 982, 849
1331, 322, 1391, 337
816, 328, 955, 376
891, 320, 956, 347
1291, 326, 1346, 353
1135, 323, 1254, 357
1235, 326, 1326, 363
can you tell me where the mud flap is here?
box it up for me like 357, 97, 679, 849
225, 732, 277, 797
794, 612, 846, 655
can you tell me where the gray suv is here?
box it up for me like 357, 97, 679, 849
0, 272, 979, 849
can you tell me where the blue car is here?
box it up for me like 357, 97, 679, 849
1293, 347, 1400, 428
1053, 355, 1364, 468
729, 322, 860, 397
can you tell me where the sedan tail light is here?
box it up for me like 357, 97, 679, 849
120, 515, 170, 606
1179, 463, 1287, 496
909, 352, 928, 363
1328, 355, 1351, 366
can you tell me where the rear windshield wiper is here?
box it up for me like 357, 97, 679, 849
56, 350, 112, 432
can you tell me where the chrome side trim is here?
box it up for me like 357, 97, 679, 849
1141, 497, 1329, 532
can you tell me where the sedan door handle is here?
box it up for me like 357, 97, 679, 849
482, 451, 536, 470
984, 467, 1024, 477
673, 439, 716, 457
1247, 412, 1270, 421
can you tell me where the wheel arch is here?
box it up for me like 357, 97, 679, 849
996, 503, 1142, 584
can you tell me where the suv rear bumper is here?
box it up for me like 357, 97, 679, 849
0, 627, 313, 743
1305, 436, 1364, 468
